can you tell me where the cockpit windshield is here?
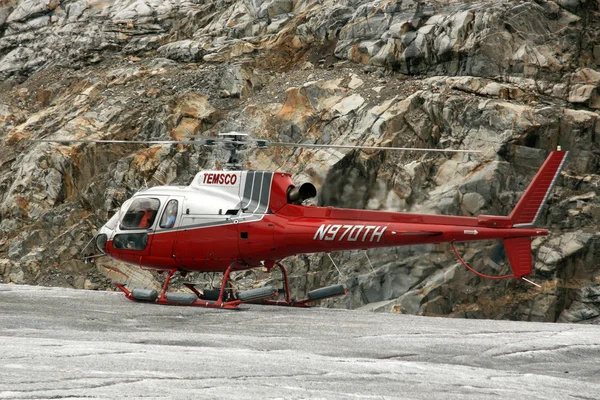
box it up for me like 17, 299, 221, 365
120, 198, 160, 230
105, 212, 120, 230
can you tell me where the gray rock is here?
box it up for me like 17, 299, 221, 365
459, 162, 506, 206
219, 64, 271, 98
568, 84, 600, 109
558, 285, 600, 323
0, 4, 14, 27
257, 0, 293, 18
462, 192, 486, 215
6, 0, 58, 24
157, 40, 206, 63
0, 0, 599, 324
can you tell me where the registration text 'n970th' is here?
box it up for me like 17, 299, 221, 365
313, 224, 387, 243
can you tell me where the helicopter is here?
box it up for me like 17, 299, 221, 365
31, 133, 568, 309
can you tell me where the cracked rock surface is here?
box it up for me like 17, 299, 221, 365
1, 0, 600, 322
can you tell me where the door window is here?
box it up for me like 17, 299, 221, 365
159, 200, 179, 229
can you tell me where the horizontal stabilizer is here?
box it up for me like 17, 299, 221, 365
510, 151, 568, 227
503, 237, 532, 278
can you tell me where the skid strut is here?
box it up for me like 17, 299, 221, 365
157, 268, 177, 303
253, 262, 348, 307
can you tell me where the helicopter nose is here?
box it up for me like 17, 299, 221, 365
95, 231, 108, 253
94, 222, 115, 254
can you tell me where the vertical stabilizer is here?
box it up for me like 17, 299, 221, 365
502, 237, 533, 278
509, 151, 568, 227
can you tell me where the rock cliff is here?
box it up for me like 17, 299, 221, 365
1, 0, 599, 322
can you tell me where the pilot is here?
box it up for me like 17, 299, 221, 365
138, 202, 154, 228
165, 203, 177, 228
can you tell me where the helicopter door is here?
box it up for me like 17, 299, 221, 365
111, 197, 164, 264
149, 197, 183, 262
172, 180, 243, 266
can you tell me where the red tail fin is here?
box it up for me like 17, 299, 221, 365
469, 151, 568, 280
502, 237, 532, 278
503, 150, 568, 278
509, 151, 568, 227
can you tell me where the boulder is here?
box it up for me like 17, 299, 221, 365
558, 285, 600, 323
158, 40, 205, 63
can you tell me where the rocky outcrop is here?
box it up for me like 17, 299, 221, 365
1, 0, 599, 323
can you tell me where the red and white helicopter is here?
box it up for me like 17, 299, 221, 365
34, 133, 568, 309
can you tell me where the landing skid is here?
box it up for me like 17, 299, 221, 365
114, 263, 276, 309
114, 283, 248, 309
114, 261, 347, 309
249, 262, 348, 307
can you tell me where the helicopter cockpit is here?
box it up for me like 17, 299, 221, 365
119, 198, 160, 230
111, 197, 161, 251
95, 194, 180, 254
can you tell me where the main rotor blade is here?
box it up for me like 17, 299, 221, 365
184, 133, 481, 153
27, 137, 482, 154
262, 141, 482, 153
26, 139, 206, 145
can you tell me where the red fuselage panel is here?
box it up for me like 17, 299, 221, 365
105, 206, 547, 273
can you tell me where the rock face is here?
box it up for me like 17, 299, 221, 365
1, 0, 599, 323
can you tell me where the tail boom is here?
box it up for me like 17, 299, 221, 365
273, 151, 567, 280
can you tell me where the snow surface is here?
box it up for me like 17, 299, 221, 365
1, 284, 599, 399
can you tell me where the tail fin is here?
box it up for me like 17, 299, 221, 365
502, 237, 532, 278
509, 151, 569, 228
469, 151, 568, 280
503, 150, 568, 278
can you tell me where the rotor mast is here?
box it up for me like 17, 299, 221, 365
218, 132, 249, 171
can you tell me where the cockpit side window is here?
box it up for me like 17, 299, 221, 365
120, 198, 161, 230
159, 200, 178, 229
113, 233, 148, 251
